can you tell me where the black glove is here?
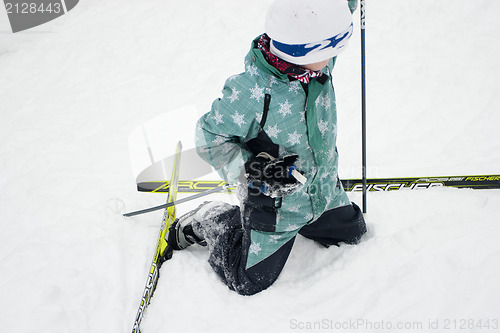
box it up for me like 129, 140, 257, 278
245, 152, 305, 198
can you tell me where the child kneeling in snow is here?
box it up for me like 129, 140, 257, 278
168, 0, 366, 295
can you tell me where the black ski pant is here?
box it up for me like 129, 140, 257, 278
193, 202, 366, 296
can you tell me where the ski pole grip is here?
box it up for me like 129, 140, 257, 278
288, 166, 307, 185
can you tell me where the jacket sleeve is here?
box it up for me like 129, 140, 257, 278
195, 74, 262, 184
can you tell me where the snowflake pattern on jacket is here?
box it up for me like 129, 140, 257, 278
196, 35, 351, 268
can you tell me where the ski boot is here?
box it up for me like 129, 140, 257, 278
167, 203, 208, 250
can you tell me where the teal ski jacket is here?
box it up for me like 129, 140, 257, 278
196, 35, 351, 235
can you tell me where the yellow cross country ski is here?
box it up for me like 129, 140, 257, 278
131, 141, 182, 333
136, 174, 500, 193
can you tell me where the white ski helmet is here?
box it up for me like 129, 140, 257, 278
265, 0, 353, 65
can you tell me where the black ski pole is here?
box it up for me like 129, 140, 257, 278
360, 0, 367, 213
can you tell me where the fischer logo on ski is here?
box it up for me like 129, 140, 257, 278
342, 175, 500, 192
465, 175, 500, 182
349, 182, 444, 192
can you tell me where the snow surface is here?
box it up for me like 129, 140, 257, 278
1, 1, 500, 332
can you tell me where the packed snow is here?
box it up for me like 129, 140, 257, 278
1, 1, 499, 332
